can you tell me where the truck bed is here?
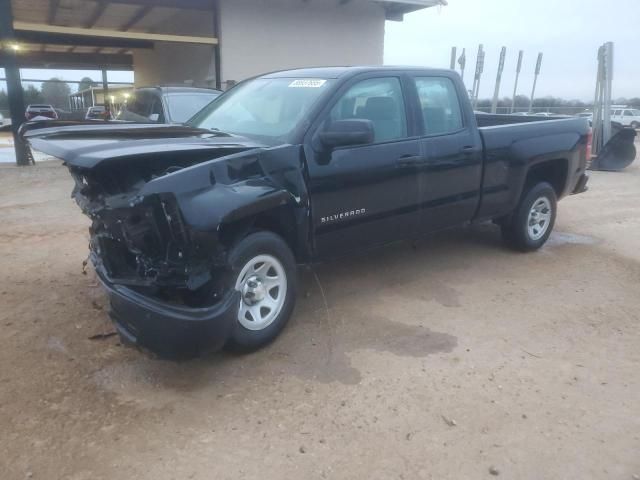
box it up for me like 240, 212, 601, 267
474, 115, 590, 221
475, 113, 572, 127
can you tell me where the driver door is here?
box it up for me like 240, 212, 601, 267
305, 75, 422, 259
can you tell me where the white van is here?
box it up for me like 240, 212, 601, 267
610, 108, 640, 129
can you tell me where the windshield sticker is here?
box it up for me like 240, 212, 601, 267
289, 79, 327, 88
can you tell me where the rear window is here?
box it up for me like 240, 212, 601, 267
117, 91, 163, 123
166, 92, 220, 123
28, 105, 53, 109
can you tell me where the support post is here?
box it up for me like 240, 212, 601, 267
101, 68, 110, 118
0, 0, 31, 166
472, 44, 485, 109
212, 0, 222, 89
491, 46, 506, 114
528, 52, 543, 113
458, 48, 466, 85
602, 42, 613, 144
510, 50, 523, 113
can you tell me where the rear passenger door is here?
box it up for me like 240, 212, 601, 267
411, 75, 483, 232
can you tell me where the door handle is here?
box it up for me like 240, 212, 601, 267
397, 155, 423, 167
461, 145, 475, 154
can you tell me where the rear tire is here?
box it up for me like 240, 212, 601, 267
225, 231, 297, 352
501, 182, 557, 252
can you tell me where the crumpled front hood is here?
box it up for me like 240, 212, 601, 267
24, 123, 265, 170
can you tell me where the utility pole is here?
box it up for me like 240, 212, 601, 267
528, 52, 543, 113
491, 46, 507, 113
510, 50, 523, 113
450, 46, 457, 70
458, 48, 466, 84
472, 44, 485, 109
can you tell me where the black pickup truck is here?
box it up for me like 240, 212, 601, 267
26, 67, 590, 357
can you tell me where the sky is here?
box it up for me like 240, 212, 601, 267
384, 0, 640, 101
1, 0, 638, 103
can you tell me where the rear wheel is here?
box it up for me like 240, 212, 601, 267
225, 231, 297, 351
501, 182, 557, 252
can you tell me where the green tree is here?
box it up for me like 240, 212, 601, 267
0, 86, 45, 113
41, 78, 71, 110
514, 95, 530, 108
23, 85, 45, 105
78, 76, 96, 92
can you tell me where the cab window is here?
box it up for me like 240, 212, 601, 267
117, 91, 159, 122
329, 77, 407, 143
413, 77, 463, 135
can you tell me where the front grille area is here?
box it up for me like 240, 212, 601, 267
90, 195, 192, 284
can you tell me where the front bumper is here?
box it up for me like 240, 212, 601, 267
97, 269, 239, 358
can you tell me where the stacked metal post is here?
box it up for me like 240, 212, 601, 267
592, 42, 614, 155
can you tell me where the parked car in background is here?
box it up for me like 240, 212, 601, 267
85, 106, 112, 121
576, 111, 593, 127
533, 112, 562, 117
0, 111, 9, 128
116, 86, 222, 124
25, 104, 58, 121
610, 108, 640, 129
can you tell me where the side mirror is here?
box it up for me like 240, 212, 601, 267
318, 119, 374, 149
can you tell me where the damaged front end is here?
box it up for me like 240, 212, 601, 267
73, 170, 221, 296
26, 124, 297, 356
68, 160, 240, 357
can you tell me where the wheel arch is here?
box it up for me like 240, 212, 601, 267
524, 158, 568, 198
218, 203, 307, 262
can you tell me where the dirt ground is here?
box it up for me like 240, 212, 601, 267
1, 146, 639, 480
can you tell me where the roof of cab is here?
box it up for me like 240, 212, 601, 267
135, 86, 222, 94
263, 66, 452, 80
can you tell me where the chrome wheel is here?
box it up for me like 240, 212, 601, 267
527, 196, 552, 241
235, 254, 287, 331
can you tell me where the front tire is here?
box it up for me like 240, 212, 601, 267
225, 231, 297, 352
501, 182, 557, 252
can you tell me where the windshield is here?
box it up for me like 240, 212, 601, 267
188, 77, 334, 144
166, 92, 220, 123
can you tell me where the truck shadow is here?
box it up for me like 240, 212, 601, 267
91, 222, 603, 402
92, 223, 517, 400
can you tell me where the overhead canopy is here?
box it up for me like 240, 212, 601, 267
374, 0, 447, 20
3, 0, 217, 70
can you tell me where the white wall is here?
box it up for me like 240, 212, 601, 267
132, 0, 386, 88
132, 9, 216, 88
219, 0, 386, 84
